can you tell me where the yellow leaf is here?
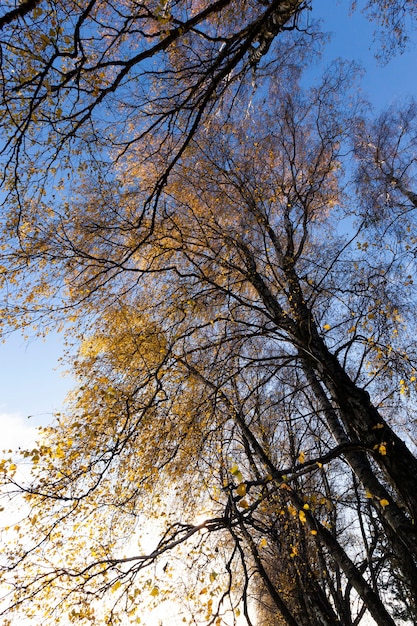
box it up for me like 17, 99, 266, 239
259, 537, 267, 548
150, 587, 159, 596
323, 324, 331, 331
231, 464, 242, 482
378, 443, 387, 455
238, 499, 249, 509
298, 451, 305, 464
288, 504, 297, 517
8, 463, 17, 472
380, 499, 389, 508
236, 483, 246, 497
54, 446, 65, 459
365, 490, 373, 499
111, 580, 121, 593
299, 510, 306, 524
310, 529, 317, 536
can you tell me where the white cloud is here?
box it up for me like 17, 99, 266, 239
0, 412, 40, 454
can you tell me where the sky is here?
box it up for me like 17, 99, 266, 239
0, 331, 72, 454
0, 0, 417, 450
0, 2, 416, 623
3, 0, 415, 453
0, 0, 417, 434
316, 0, 416, 110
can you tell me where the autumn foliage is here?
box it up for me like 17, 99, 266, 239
1, 1, 417, 625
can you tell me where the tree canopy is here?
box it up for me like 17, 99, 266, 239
1, 1, 417, 625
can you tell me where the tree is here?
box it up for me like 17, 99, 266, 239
2, 2, 417, 625
2, 49, 417, 624
0, 0, 416, 264
0, 0, 308, 230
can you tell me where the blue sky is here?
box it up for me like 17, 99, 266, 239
316, 0, 416, 109
0, 0, 416, 455
0, 7, 415, 626
0, 331, 71, 451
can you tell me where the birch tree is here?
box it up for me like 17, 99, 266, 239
2, 56, 417, 624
